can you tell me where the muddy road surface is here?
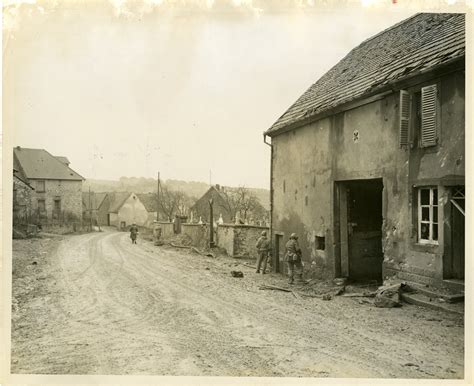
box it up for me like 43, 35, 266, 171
11, 230, 464, 378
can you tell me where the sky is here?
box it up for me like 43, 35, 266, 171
2, 0, 438, 188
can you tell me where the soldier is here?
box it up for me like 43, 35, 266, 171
255, 230, 270, 274
130, 223, 139, 244
285, 233, 303, 284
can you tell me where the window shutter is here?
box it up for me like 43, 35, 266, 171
399, 90, 411, 147
421, 84, 438, 147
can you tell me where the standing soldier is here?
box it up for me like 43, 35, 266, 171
255, 230, 270, 274
130, 223, 139, 244
285, 233, 303, 284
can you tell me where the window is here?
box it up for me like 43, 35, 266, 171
417, 187, 438, 244
315, 236, 325, 251
36, 180, 45, 192
399, 84, 438, 148
54, 198, 61, 213
37, 199, 46, 213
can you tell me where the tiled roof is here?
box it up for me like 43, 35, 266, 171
266, 13, 465, 135
13, 147, 84, 180
136, 193, 158, 212
82, 192, 108, 210
108, 192, 133, 213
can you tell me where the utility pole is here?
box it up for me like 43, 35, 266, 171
156, 172, 160, 222
209, 198, 215, 248
88, 186, 92, 232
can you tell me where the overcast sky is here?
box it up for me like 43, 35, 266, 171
3, 1, 424, 188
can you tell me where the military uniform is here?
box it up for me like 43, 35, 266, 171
255, 233, 270, 274
130, 224, 139, 244
285, 235, 303, 284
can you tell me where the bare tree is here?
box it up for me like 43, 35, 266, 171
155, 185, 193, 221
220, 186, 266, 223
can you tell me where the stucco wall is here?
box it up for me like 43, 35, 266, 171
271, 70, 465, 283
110, 194, 149, 228
216, 225, 235, 256
182, 223, 210, 250
30, 179, 83, 223
216, 224, 269, 258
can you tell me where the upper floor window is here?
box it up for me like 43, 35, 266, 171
417, 187, 438, 244
399, 84, 439, 149
36, 180, 45, 192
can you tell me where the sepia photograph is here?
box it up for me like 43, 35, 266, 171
1, 0, 471, 383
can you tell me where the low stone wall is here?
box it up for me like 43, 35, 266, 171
157, 222, 175, 239
181, 223, 210, 250
216, 224, 269, 258
216, 225, 235, 256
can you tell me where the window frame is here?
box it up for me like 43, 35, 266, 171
399, 82, 440, 150
417, 187, 439, 245
36, 180, 46, 193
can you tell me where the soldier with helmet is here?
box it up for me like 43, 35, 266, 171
255, 230, 271, 274
285, 233, 303, 284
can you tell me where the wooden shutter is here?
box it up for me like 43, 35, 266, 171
421, 84, 438, 147
399, 90, 411, 147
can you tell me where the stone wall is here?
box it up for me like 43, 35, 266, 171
216, 224, 269, 258
182, 223, 210, 250
30, 179, 83, 224
13, 176, 33, 224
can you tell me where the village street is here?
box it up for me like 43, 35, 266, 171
11, 230, 464, 378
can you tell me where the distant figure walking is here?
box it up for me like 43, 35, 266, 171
130, 223, 139, 244
255, 230, 270, 274
285, 233, 303, 284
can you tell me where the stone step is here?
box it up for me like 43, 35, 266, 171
442, 279, 465, 294
406, 281, 464, 303
400, 292, 464, 315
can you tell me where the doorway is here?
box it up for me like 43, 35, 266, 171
337, 179, 384, 282
444, 186, 465, 280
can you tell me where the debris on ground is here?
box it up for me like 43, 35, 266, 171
231, 271, 244, 278
259, 285, 292, 292
374, 283, 410, 308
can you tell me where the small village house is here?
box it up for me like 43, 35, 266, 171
136, 193, 159, 227
107, 192, 149, 229
190, 185, 233, 223
264, 13, 465, 288
82, 192, 111, 227
13, 147, 84, 224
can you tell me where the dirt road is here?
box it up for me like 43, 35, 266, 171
11, 230, 464, 378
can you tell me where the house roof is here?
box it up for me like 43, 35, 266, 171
266, 13, 465, 136
13, 155, 33, 188
82, 192, 108, 210
13, 147, 84, 180
190, 186, 227, 211
136, 193, 158, 212
108, 192, 133, 213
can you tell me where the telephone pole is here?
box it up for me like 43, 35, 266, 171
156, 172, 160, 222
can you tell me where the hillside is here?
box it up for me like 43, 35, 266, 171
83, 178, 270, 209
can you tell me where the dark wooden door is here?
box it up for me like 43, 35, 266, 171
347, 180, 383, 282
451, 196, 465, 279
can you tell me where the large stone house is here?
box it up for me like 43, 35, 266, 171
13, 147, 84, 224
264, 13, 465, 288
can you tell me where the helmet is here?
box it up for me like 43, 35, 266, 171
261, 231, 267, 236
290, 233, 298, 239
